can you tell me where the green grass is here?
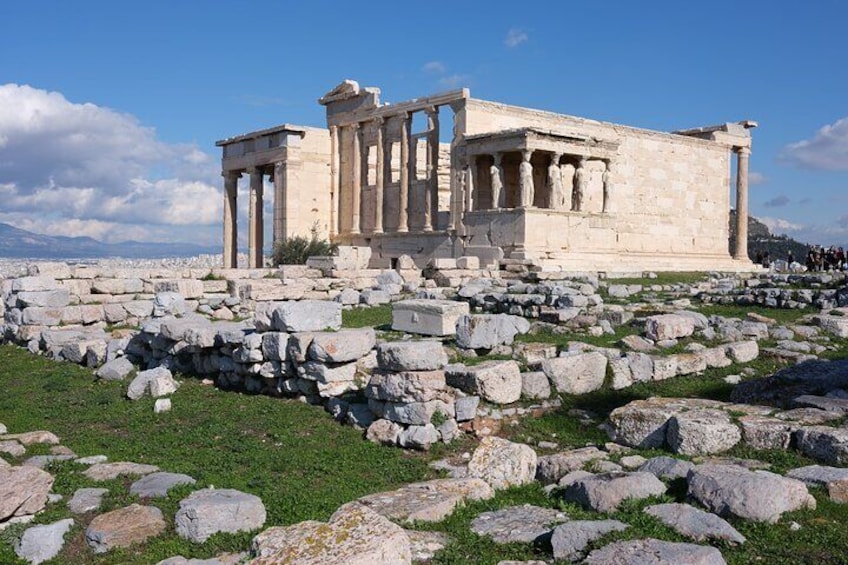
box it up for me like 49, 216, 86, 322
605, 272, 709, 287
342, 304, 393, 329
0, 344, 433, 564
697, 304, 815, 325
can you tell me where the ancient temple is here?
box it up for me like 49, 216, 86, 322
216, 80, 755, 272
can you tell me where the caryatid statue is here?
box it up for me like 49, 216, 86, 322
490, 154, 504, 209
519, 150, 534, 208
548, 153, 565, 209
572, 156, 587, 211
602, 160, 613, 213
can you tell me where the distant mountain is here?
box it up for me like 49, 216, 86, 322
0, 223, 218, 259
729, 211, 820, 263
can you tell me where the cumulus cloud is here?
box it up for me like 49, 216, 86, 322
763, 195, 790, 208
749, 171, 767, 185
758, 216, 805, 234
505, 28, 528, 48
0, 84, 220, 243
781, 117, 848, 170
438, 74, 471, 89
422, 61, 446, 74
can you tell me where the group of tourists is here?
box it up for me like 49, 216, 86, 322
804, 245, 847, 272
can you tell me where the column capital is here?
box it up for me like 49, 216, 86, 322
424, 105, 438, 116
521, 149, 532, 162
374, 116, 385, 126
735, 146, 751, 156
222, 170, 242, 179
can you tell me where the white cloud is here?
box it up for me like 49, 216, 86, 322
781, 117, 848, 170
749, 171, 766, 185
0, 84, 221, 243
757, 216, 805, 234
505, 28, 528, 48
422, 61, 446, 74
438, 74, 470, 89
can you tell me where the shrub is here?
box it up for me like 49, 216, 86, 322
272, 233, 337, 266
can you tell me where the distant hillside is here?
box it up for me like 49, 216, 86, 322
0, 223, 218, 259
728, 211, 812, 263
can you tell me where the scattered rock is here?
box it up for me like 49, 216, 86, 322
69, 487, 109, 514
406, 530, 449, 562
562, 471, 666, 513
130, 472, 197, 498
127, 367, 177, 400
470, 504, 567, 544
446, 361, 522, 404
542, 352, 608, 395
585, 538, 727, 565
175, 488, 266, 543
638, 456, 695, 480
536, 447, 608, 485
667, 409, 741, 456
644, 503, 746, 544
0, 466, 54, 520
551, 519, 629, 561
15, 518, 74, 564
83, 461, 160, 481
376, 341, 448, 372
358, 478, 493, 523
468, 437, 537, 490
86, 504, 166, 553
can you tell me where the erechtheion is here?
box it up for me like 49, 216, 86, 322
216, 80, 756, 272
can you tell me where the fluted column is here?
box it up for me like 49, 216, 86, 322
222, 171, 240, 268
733, 147, 751, 261
374, 117, 385, 234
329, 125, 339, 237
350, 122, 361, 235
398, 113, 410, 233
424, 106, 439, 231
248, 167, 264, 268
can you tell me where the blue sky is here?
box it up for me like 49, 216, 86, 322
1, 0, 846, 249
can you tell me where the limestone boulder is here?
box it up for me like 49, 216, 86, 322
521, 371, 552, 399
15, 518, 74, 565
357, 478, 493, 523
68, 487, 109, 514
536, 447, 608, 485
739, 415, 793, 451
645, 314, 695, 341
468, 437, 537, 490
83, 461, 159, 481
725, 340, 759, 363
562, 471, 666, 513
607, 399, 679, 448
644, 503, 745, 544
365, 419, 402, 446
795, 425, 848, 465
127, 367, 177, 400
391, 299, 470, 336
667, 409, 741, 456
249, 502, 411, 565
585, 538, 727, 565
0, 466, 54, 520
455, 314, 529, 350
542, 352, 607, 395
175, 488, 266, 543
86, 504, 166, 553
786, 464, 848, 487
638, 456, 696, 480
271, 300, 341, 332
687, 464, 816, 523
550, 520, 629, 561
445, 361, 522, 404
307, 329, 376, 363
130, 472, 197, 498
470, 504, 567, 544
365, 371, 447, 403
376, 341, 448, 372
95, 357, 135, 381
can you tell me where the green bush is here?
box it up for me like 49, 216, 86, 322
272, 234, 337, 266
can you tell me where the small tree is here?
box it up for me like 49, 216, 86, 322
272, 227, 337, 266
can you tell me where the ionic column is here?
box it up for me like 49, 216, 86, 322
398, 113, 410, 233
424, 106, 439, 231
374, 117, 385, 234
350, 122, 361, 235
222, 171, 240, 268
519, 149, 534, 208
733, 147, 751, 261
248, 167, 264, 268
273, 161, 286, 245
329, 125, 339, 237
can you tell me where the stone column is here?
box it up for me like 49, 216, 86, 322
248, 167, 264, 268
572, 156, 587, 212
273, 161, 286, 245
519, 149, 534, 208
548, 153, 563, 210
733, 147, 751, 261
350, 122, 361, 235
398, 113, 410, 233
374, 117, 385, 234
491, 153, 504, 209
602, 160, 613, 214
424, 106, 439, 231
329, 125, 339, 237
222, 171, 240, 268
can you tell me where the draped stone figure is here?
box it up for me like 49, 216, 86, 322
572, 156, 587, 211
548, 153, 564, 209
602, 160, 613, 213
490, 157, 504, 209
519, 150, 534, 208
